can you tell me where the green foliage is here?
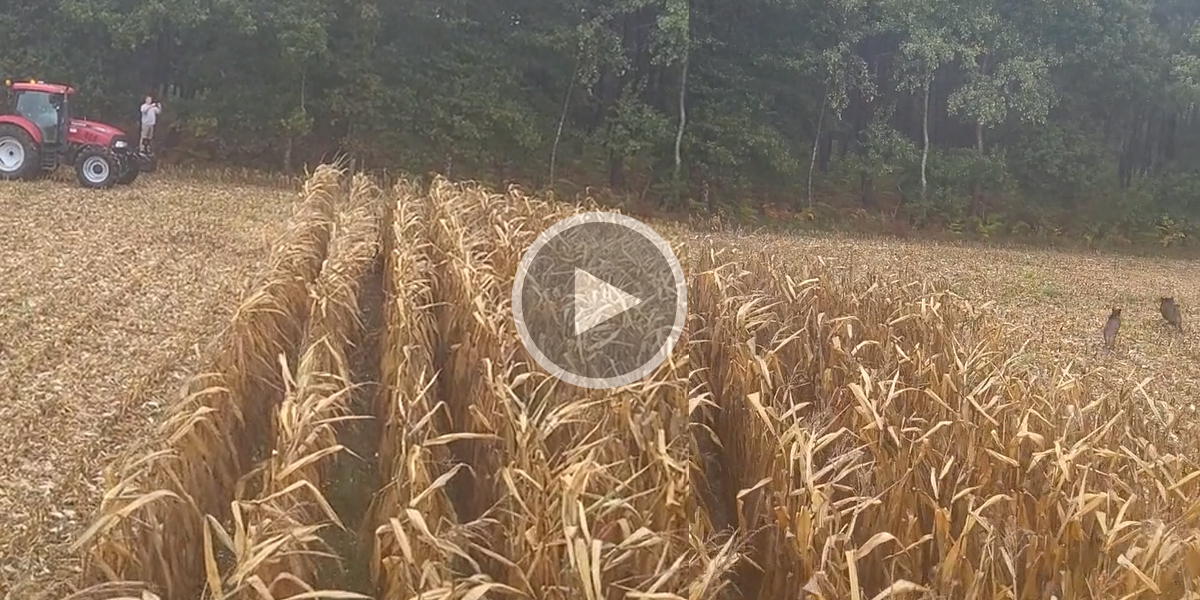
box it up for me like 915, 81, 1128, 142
1005, 123, 1115, 204
1157, 214, 1189, 247
1153, 171, 1200, 214
280, 105, 313, 137
5, 0, 1200, 241
904, 150, 969, 224
860, 117, 919, 179
602, 91, 673, 160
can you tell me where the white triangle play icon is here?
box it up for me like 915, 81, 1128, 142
574, 268, 643, 336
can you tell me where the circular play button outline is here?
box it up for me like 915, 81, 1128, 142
511, 211, 687, 389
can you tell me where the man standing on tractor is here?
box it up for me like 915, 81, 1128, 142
139, 95, 161, 153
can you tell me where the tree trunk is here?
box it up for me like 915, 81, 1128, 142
1163, 110, 1177, 163
973, 55, 989, 156
283, 69, 307, 174
549, 54, 581, 188
860, 173, 877, 210
1140, 109, 1153, 177
805, 87, 827, 209
920, 74, 931, 201
972, 121, 984, 217
673, 51, 689, 182
1118, 104, 1139, 188
820, 130, 834, 172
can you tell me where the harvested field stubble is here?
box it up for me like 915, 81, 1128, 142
0, 175, 292, 597
690, 237, 1200, 599
70, 170, 700, 599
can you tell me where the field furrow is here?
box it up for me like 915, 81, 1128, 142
217, 172, 382, 598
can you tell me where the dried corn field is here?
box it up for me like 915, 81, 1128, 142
57, 166, 697, 600
691, 231, 1200, 599
11, 163, 1200, 600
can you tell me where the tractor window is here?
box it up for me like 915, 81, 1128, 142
14, 91, 62, 144
15, 92, 60, 128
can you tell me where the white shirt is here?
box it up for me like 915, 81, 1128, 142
141, 102, 160, 125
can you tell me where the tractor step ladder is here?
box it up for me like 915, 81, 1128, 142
40, 151, 57, 171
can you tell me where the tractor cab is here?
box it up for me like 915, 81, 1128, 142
6, 81, 71, 147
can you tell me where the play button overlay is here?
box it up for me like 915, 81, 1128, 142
512, 212, 686, 389
574, 268, 643, 335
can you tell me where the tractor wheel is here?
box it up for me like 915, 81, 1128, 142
0, 124, 41, 181
75, 147, 118, 189
116, 160, 139, 185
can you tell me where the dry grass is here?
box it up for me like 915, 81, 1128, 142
691, 230, 1200, 599
0, 174, 293, 598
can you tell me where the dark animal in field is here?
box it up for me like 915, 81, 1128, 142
1102, 307, 1121, 351
1160, 297, 1183, 333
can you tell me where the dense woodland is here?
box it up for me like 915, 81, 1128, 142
6, 0, 1200, 239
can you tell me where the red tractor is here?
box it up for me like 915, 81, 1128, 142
0, 79, 155, 188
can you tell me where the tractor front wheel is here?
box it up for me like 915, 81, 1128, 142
75, 147, 118, 189
116, 158, 139, 185
0, 124, 41, 181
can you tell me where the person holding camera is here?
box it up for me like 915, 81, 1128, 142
139, 95, 161, 153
